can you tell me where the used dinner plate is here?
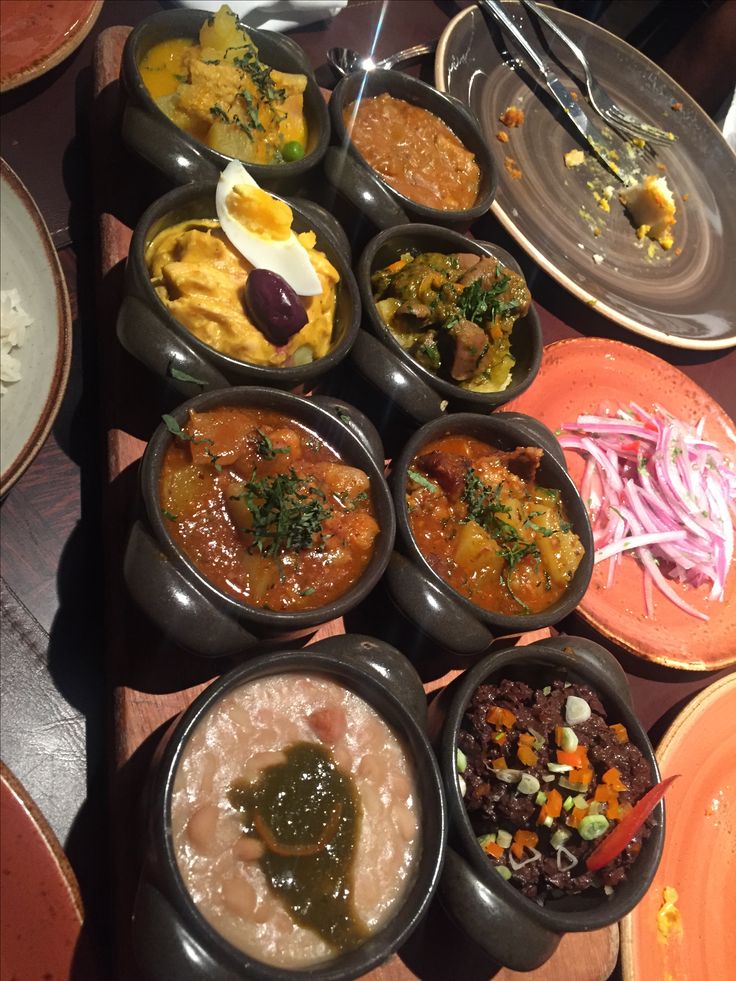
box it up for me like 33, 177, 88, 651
435, 2, 736, 350
0, 0, 102, 93
620, 673, 736, 980
505, 337, 736, 669
0, 762, 84, 979
0, 160, 72, 497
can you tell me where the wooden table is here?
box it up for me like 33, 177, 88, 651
1, 1, 734, 977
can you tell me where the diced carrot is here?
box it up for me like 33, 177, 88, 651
557, 748, 585, 768
384, 259, 408, 273
485, 841, 504, 859
594, 784, 615, 803
511, 829, 538, 857
568, 806, 588, 829
609, 724, 629, 744
492, 757, 508, 770
537, 805, 549, 826
546, 789, 563, 818
517, 744, 538, 766
603, 768, 627, 792
486, 707, 517, 729
607, 797, 621, 821
493, 732, 508, 746
567, 768, 593, 791
518, 733, 535, 746
555, 726, 565, 747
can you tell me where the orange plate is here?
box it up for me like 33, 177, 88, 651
506, 337, 736, 669
0, 762, 83, 978
0, 0, 102, 93
620, 674, 736, 981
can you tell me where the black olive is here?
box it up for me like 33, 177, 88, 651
245, 269, 309, 345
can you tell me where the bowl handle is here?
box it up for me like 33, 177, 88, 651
309, 633, 428, 728
289, 197, 352, 262
530, 635, 635, 710
439, 847, 561, 971
494, 411, 567, 472
122, 104, 221, 185
117, 294, 230, 396
124, 519, 257, 658
349, 331, 446, 424
310, 395, 385, 467
133, 878, 235, 981
323, 146, 409, 230
385, 552, 494, 656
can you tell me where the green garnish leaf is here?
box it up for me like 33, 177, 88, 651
209, 105, 231, 122
162, 509, 178, 522
168, 365, 208, 387
300, 586, 316, 596
407, 469, 439, 494
232, 469, 332, 557
255, 429, 290, 460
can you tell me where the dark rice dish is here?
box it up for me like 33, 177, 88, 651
457, 676, 654, 901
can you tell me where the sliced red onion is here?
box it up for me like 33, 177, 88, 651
559, 404, 736, 621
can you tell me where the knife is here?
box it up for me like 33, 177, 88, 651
478, 0, 630, 185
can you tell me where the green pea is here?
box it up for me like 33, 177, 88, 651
282, 141, 305, 161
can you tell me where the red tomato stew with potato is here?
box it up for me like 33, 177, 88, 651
457, 678, 657, 901
159, 407, 380, 611
406, 435, 585, 615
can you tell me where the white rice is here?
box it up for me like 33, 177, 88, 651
0, 288, 33, 395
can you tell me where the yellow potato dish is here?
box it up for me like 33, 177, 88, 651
146, 218, 339, 367
139, 5, 308, 165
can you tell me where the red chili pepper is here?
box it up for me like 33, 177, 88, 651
586, 774, 679, 872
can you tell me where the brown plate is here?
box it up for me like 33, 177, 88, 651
0, 762, 83, 978
435, 2, 736, 350
506, 337, 736, 670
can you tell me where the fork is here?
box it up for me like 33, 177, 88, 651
520, 0, 677, 145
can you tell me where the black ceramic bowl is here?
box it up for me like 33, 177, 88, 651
132, 635, 447, 981
124, 387, 394, 658
325, 70, 496, 231
387, 412, 594, 656
117, 181, 360, 397
351, 224, 543, 421
432, 635, 664, 972
121, 8, 330, 187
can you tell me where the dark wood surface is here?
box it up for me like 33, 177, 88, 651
1, 1, 735, 978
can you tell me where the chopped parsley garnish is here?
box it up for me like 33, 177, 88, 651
162, 509, 178, 522
209, 105, 230, 122
462, 470, 540, 569
255, 429, 290, 460
446, 270, 521, 329
231, 469, 332, 556
407, 469, 439, 494
161, 415, 222, 470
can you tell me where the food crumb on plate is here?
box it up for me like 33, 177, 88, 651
564, 149, 586, 168
656, 886, 683, 943
504, 156, 523, 180
499, 105, 525, 127
592, 253, 604, 265
496, 130, 509, 143
620, 175, 676, 250
671, 101, 683, 111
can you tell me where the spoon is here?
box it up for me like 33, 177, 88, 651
327, 40, 437, 79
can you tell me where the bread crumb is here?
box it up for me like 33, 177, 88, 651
570, 91, 579, 101
682, 193, 689, 201
504, 156, 523, 180
496, 130, 509, 143
656, 162, 668, 172
564, 149, 585, 168
499, 106, 525, 127
592, 253, 604, 264
620, 175, 676, 250
674, 247, 682, 256
671, 101, 683, 111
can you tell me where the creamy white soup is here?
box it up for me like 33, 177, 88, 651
171, 673, 421, 968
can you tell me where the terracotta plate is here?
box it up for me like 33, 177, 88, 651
0, 0, 102, 93
0, 762, 84, 979
505, 337, 736, 669
435, 3, 736, 350
0, 159, 72, 497
620, 674, 736, 981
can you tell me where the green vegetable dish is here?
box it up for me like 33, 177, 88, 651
370, 251, 531, 393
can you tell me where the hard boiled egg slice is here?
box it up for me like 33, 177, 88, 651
215, 160, 322, 296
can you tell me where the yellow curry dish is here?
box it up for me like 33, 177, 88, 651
139, 5, 308, 165
145, 201, 340, 368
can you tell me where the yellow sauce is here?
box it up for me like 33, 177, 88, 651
138, 37, 191, 99
656, 885, 683, 944
146, 219, 339, 367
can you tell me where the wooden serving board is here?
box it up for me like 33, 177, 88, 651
92, 25, 618, 981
